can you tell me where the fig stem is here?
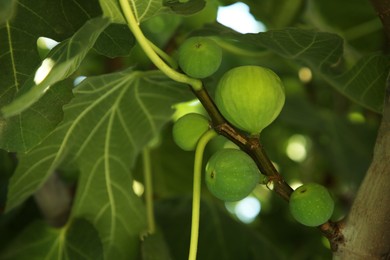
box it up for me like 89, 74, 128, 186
142, 148, 155, 234
147, 39, 178, 70
119, 0, 202, 90
189, 129, 218, 260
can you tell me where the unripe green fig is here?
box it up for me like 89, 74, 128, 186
215, 66, 285, 134
205, 149, 260, 202
172, 113, 209, 151
178, 37, 222, 79
289, 183, 334, 227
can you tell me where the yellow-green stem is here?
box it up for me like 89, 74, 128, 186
188, 129, 218, 260
143, 148, 155, 234
119, 0, 202, 90
148, 39, 178, 70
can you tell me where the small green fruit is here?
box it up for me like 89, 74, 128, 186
289, 183, 334, 227
172, 113, 209, 151
215, 66, 285, 134
205, 149, 260, 202
178, 37, 222, 78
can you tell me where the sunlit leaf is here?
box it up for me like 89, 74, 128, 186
99, 0, 126, 23
130, 0, 167, 23
6, 69, 191, 258
0, 219, 103, 260
100, 0, 168, 24
1, 17, 111, 117
0, 0, 101, 106
0, 0, 102, 151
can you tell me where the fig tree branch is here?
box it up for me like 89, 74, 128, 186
194, 86, 343, 248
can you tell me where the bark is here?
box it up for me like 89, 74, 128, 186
333, 82, 390, 259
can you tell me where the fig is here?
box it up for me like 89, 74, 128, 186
172, 113, 210, 151
205, 149, 260, 201
215, 66, 285, 134
178, 37, 222, 79
289, 183, 334, 227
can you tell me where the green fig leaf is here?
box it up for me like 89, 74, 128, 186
0, 0, 102, 151
100, 0, 168, 24
1, 17, 111, 117
6, 69, 191, 258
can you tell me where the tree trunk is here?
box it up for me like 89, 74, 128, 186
333, 82, 390, 259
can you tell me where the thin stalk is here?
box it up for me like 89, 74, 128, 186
148, 39, 178, 70
188, 129, 218, 260
143, 148, 155, 234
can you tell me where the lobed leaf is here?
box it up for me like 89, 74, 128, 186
331, 54, 389, 113
100, 0, 168, 24
6, 69, 191, 258
0, 0, 102, 151
0, 0, 101, 107
1, 17, 111, 117
243, 29, 389, 112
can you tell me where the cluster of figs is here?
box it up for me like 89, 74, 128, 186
172, 37, 334, 227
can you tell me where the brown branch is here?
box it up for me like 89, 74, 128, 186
320, 221, 345, 252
